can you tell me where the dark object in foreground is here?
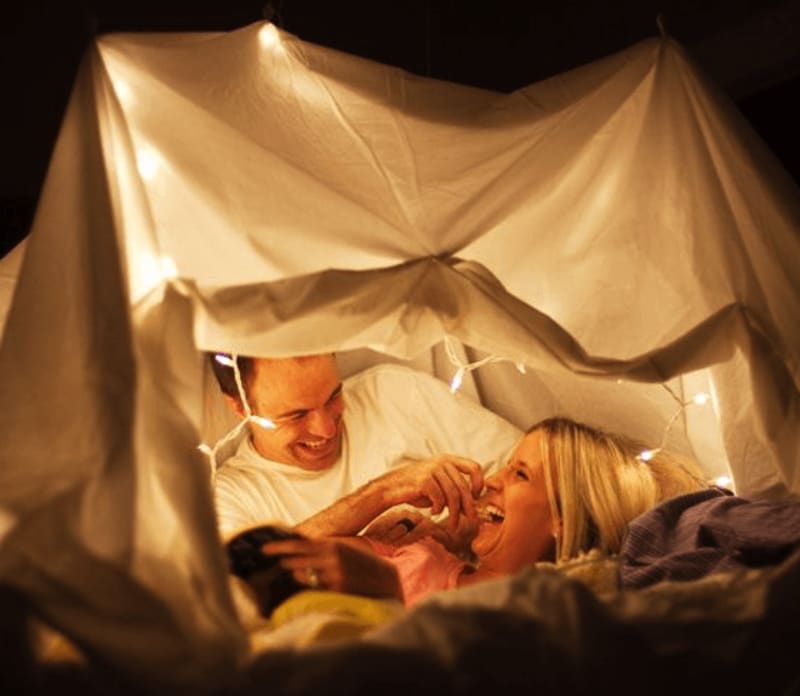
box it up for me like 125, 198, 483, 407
226, 525, 306, 617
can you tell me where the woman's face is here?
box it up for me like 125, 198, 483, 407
471, 429, 556, 574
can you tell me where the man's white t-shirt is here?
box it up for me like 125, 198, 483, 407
214, 364, 522, 536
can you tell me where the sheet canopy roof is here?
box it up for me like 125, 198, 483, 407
0, 20, 798, 687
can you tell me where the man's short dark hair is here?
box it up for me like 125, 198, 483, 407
207, 352, 255, 403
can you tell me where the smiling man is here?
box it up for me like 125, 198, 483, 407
231, 355, 345, 472
209, 352, 522, 539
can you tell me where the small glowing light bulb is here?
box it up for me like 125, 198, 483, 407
638, 449, 655, 462
449, 370, 464, 393
249, 415, 277, 430
693, 392, 711, 406
214, 354, 235, 367
714, 475, 732, 488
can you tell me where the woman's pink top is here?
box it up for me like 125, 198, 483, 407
366, 537, 467, 607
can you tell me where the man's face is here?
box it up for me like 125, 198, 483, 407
239, 354, 345, 471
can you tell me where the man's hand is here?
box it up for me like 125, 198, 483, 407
262, 537, 402, 600
362, 509, 429, 545
381, 455, 484, 532
295, 454, 484, 540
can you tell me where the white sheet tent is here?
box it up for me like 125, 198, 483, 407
0, 20, 798, 689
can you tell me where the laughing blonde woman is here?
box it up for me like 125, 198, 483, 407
232, 417, 707, 611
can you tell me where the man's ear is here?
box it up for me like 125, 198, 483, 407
223, 394, 246, 419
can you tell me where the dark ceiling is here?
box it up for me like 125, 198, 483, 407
2, 0, 799, 256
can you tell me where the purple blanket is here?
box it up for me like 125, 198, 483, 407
620, 487, 800, 589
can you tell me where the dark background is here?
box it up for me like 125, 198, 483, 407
2, 0, 799, 257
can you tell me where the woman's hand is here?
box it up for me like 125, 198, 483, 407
261, 537, 402, 600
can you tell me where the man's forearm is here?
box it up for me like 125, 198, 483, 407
295, 453, 479, 539
295, 476, 397, 538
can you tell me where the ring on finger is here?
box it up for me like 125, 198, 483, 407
397, 518, 415, 532
306, 567, 320, 589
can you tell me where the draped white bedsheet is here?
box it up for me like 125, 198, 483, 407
0, 22, 798, 688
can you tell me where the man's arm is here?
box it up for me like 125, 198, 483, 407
295, 454, 483, 538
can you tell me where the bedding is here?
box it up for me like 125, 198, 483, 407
621, 487, 800, 588
222, 490, 800, 695
234, 549, 800, 696
11, 524, 800, 694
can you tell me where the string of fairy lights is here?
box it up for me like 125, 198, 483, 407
636, 384, 711, 462
442, 344, 730, 488
443, 336, 527, 393
201, 341, 730, 489
198, 352, 277, 473
442, 340, 718, 471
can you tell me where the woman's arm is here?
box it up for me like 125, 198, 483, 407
262, 536, 403, 600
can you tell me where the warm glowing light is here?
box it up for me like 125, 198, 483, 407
443, 336, 527, 395
113, 78, 134, 107
693, 392, 711, 406
159, 255, 177, 279
134, 250, 179, 295
714, 475, 732, 488
136, 148, 161, 180
214, 354, 234, 367
638, 449, 655, 462
258, 23, 281, 49
449, 370, 464, 393
249, 415, 277, 430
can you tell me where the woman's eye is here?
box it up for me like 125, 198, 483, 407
515, 468, 529, 481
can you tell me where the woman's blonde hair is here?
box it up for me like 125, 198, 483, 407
532, 417, 707, 562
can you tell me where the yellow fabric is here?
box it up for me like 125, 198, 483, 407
242, 591, 406, 649
271, 590, 403, 632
